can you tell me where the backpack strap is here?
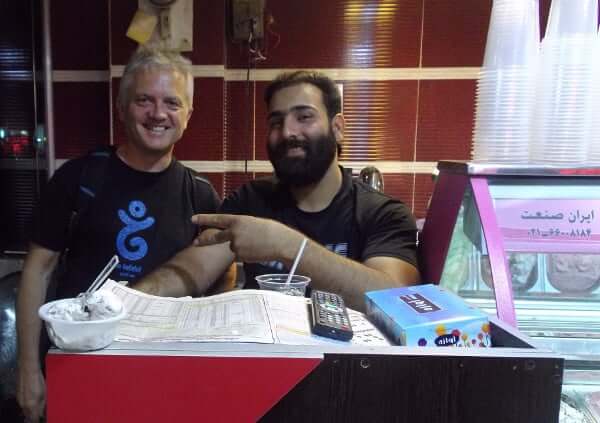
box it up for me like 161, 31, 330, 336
63, 146, 112, 256
185, 166, 214, 214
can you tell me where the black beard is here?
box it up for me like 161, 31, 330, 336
267, 129, 337, 187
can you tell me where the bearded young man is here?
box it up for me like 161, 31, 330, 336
134, 71, 420, 310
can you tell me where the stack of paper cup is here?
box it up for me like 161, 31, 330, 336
472, 0, 539, 163
530, 0, 600, 165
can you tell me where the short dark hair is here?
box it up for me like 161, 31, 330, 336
264, 70, 342, 120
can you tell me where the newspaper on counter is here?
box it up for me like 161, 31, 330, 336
101, 280, 390, 346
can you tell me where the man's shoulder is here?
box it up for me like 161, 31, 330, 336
180, 164, 214, 188
352, 179, 414, 222
225, 175, 280, 202
221, 175, 282, 214
55, 146, 114, 174
245, 175, 280, 194
352, 178, 402, 205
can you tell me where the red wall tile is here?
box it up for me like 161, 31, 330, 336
416, 79, 476, 162
225, 81, 268, 161
227, 0, 422, 69
188, 0, 225, 65
54, 82, 110, 158
422, 0, 491, 67
175, 78, 224, 161
341, 80, 418, 161
51, 0, 109, 70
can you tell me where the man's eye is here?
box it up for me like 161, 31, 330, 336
135, 97, 150, 105
298, 114, 313, 121
269, 120, 282, 129
165, 99, 182, 109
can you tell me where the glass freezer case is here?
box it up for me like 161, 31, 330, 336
420, 161, 600, 422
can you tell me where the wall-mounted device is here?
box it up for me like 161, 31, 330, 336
127, 0, 193, 51
231, 0, 265, 42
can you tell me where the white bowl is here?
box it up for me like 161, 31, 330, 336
39, 294, 126, 352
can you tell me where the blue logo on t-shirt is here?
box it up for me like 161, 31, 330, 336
116, 200, 155, 261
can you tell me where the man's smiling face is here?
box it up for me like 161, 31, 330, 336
266, 83, 338, 187
121, 67, 192, 155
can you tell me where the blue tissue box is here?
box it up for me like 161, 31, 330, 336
365, 284, 491, 347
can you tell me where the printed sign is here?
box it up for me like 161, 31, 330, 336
494, 199, 600, 253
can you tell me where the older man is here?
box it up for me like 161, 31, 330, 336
16, 48, 222, 421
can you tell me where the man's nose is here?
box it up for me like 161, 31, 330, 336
149, 102, 168, 119
282, 115, 300, 139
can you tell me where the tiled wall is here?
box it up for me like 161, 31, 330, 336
50, 0, 554, 218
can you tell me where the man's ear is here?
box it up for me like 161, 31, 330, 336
331, 113, 345, 142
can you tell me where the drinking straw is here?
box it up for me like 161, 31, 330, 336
285, 238, 308, 285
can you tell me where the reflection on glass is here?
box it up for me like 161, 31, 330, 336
480, 253, 538, 293
546, 254, 600, 294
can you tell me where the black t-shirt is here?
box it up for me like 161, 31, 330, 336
32, 151, 220, 298
220, 167, 418, 288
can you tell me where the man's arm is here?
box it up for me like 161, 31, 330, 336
132, 238, 235, 297
16, 243, 60, 422
292, 241, 419, 311
194, 214, 420, 311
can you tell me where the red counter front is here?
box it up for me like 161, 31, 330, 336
46, 320, 564, 423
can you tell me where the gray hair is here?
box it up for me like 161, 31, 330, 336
117, 47, 194, 112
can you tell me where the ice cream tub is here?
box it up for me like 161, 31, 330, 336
39, 290, 126, 351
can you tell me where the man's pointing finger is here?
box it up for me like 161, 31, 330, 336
192, 214, 237, 229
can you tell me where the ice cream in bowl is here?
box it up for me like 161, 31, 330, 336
38, 290, 126, 351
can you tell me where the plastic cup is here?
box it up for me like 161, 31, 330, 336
483, 0, 539, 68
255, 274, 310, 296
545, 0, 598, 39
